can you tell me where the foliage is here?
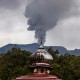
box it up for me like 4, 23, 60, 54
0, 46, 32, 80
0, 46, 80, 80
49, 50, 80, 80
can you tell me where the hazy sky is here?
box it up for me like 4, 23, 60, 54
0, 0, 80, 50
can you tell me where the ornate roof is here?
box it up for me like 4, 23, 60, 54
30, 45, 53, 63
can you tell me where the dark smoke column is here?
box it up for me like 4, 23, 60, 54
27, 15, 47, 45
25, 0, 74, 45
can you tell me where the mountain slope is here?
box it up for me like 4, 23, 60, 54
0, 43, 80, 56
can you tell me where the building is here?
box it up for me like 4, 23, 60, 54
16, 44, 61, 80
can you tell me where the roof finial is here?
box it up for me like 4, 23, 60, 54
40, 35, 43, 46
39, 35, 44, 48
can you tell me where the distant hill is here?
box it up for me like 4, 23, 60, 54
0, 43, 39, 53
0, 43, 80, 56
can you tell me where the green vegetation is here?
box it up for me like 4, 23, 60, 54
48, 47, 80, 80
0, 46, 80, 80
0, 46, 32, 80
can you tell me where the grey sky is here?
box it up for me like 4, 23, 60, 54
0, 0, 80, 50
25, 0, 75, 44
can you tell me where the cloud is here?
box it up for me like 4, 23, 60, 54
0, 0, 33, 47
25, 0, 80, 44
46, 16, 80, 49
0, 0, 20, 9
0, 0, 29, 32
0, 0, 80, 50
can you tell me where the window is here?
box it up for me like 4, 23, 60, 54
41, 69, 44, 73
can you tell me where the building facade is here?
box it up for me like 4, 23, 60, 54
16, 45, 61, 80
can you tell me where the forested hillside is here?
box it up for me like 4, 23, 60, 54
0, 46, 80, 80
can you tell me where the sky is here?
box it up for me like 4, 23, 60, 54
0, 0, 80, 50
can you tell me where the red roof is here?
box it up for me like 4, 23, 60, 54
16, 74, 61, 80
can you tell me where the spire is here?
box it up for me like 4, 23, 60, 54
39, 36, 43, 48
40, 36, 43, 46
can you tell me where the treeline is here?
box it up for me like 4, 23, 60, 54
0, 46, 32, 80
48, 47, 80, 80
0, 46, 80, 80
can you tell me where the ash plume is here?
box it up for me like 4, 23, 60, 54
25, 0, 74, 45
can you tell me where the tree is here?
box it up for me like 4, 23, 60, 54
0, 46, 32, 80
0, 46, 80, 80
